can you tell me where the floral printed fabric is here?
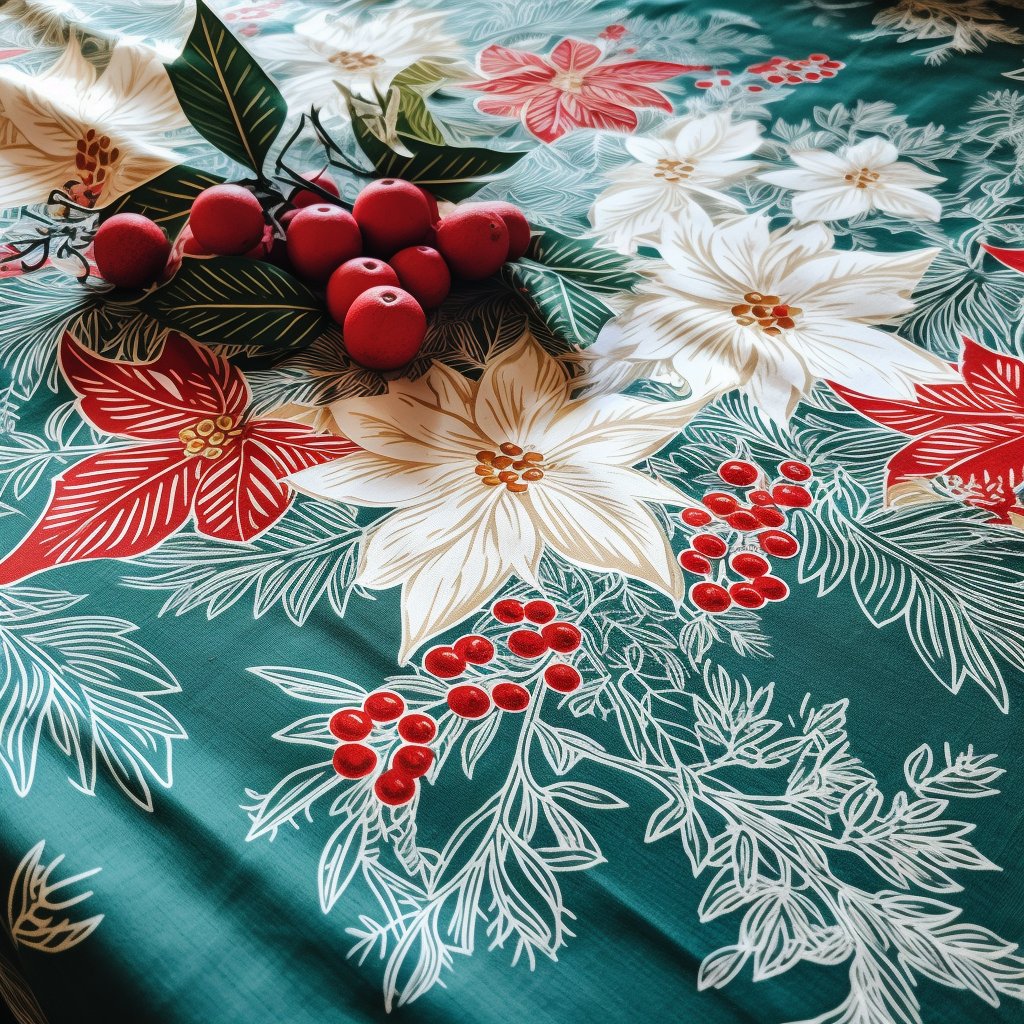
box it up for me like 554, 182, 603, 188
1, 2, 1024, 1024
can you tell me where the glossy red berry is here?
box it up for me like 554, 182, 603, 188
731, 552, 770, 578
329, 708, 373, 742
363, 691, 405, 722
754, 575, 789, 601
398, 713, 436, 744
679, 549, 712, 574
544, 664, 582, 693
492, 599, 525, 623
702, 492, 740, 516
388, 245, 451, 309
492, 682, 530, 711
729, 582, 766, 609
690, 582, 731, 613
291, 170, 340, 208
692, 533, 728, 558
758, 530, 799, 558
375, 768, 417, 805
190, 184, 265, 256
748, 490, 776, 506
326, 257, 400, 324
93, 213, 171, 288
507, 630, 548, 659
344, 285, 426, 370
542, 622, 581, 653
333, 742, 377, 778
725, 510, 760, 531
753, 506, 787, 528
436, 206, 509, 279
286, 204, 362, 283
681, 507, 713, 527
779, 460, 812, 481
772, 484, 812, 508
453, 635, 495, 665
447, 684, 491, 719
352, 178, 431, 257
423, 646, 466, 679
466, 201, 531, 260
718, 460, 758, 486
393, 745, 434, 778
524, 600, 557, 624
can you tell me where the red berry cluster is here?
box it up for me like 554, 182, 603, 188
329, 691, 436, 807
678, 458, 814, 613
695, 53, 845, 92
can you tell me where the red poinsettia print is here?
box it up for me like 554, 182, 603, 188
831, 338, 1024, 522
0, 332, 358, 584
465, 38, 707, 143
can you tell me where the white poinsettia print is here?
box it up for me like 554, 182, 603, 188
590, 112, 764, 253
248, 7, 463, 121
0, 33, 188, 209
582, 208, 957, 421
289, 333, 698, 662
760, 136, 945, 223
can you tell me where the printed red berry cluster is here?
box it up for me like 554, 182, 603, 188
696, 53, 845, 92
329, 692, 436, 806
678, 458, 814, 613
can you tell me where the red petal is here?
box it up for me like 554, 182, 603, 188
581, 81, 674, 113
245, 419, 359, 475
60, 331, 249, 441
888, 423, 1024, 483
477, 44, 551, 77
981, 243, 1024, 273
464, 68, 555, 96
0, 444, 200, 584
475, 97, 526, 118
550, 39, 603, 72
960, 337, 1024, 414
522, 89, 579, 143
585, 59, 706, 83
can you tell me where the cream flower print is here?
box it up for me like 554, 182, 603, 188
582, 208, 957, 422
0, 33, 188, 209
289, 333, 698, 662
760, 136, 945, 223
248, 7, 463, 121
590, 112, 764, 253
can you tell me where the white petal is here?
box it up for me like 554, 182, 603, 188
760, 168, 831, 191
788, 149, 849, 175
590, 179, 676, 252
842, 136, 898, 168
872, 185, 943, 222
625, 134, 671, 164
790, 185, 872, 223
287, 451, 452, 508
93, 43, 188, 135
877, 162, 945, 188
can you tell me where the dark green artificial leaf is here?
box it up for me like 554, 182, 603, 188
165, 0, 286, 173
99, 165, 224, 236
525, 229, 642, 293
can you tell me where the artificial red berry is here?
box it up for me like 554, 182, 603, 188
726, 510, 760, 531
329, 708, 373, 742
542, 622, 581, 653
754, 575, 789, 601
375, 768, 417, 805
772, 484, 813, 507
544, 664, 581, 693
718, 460, 758, 486
702, 492, 740, 516
436, 206, 509, 279
487, 684, 528, 715
507, 630, 548, 659
453, 635, 495, 665
343, 285, 425, 370
729, 582, 765, 609
93, 213, 171, 288
524, 600, 557, 624
363, 691, 405, 722
177, 224, 213, 257
352, 178, 431, 257
291, 169, 340, 208
189, 184, 265, 256
692, 533, 728, 558
423, 646, 466, 678
398, 713, 437, 744
731, 552, 770, 578
681, 507, 713, 527
326, 257, 400, 324
286, 204, 362, 283
753, 506, 787, 528
388, 245, 451, 309
467, 201, 531, 260
758, 530, 799, 558
243, 222, 276, 260
492, 599, 525, 623
447, 684, 491, 718
417, 186, 440, 227
333, 742, 377, 778
679, 549, 712, 574
748, 490, 776, 506
690, 582, 731, 613
392, 745, 434, 778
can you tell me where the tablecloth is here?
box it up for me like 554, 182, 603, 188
0, 1, 1023, 1022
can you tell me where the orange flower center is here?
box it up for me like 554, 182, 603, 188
475, 443, 545, 494
654, 158, 697, 182
844, 167, 880, 189
552, 69, 586, 93
328, 50, 385, 71
731, 291, 802, 336
68, 128, 121, 207
178, 415, 243, 461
